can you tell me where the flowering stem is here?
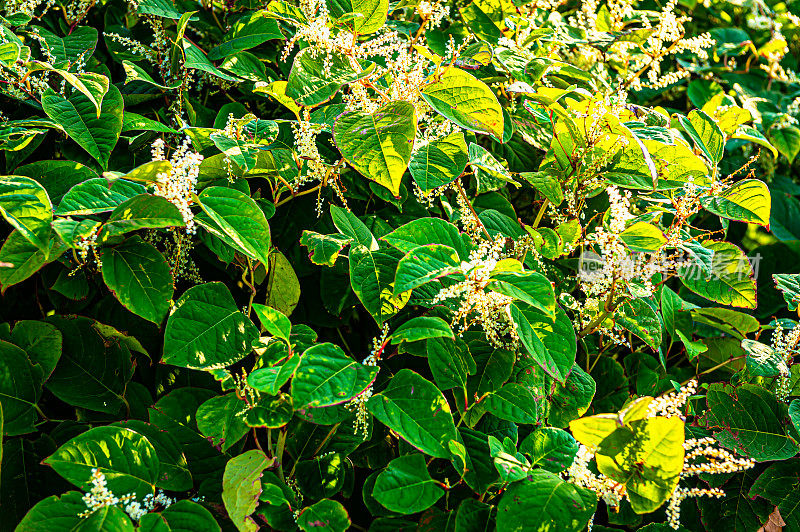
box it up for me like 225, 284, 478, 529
244, 260, 256, 318
455, 180, 491, 239
275, 183, 322, 208
688, 355, 746, 381
252, 428, 264, 452
531, 199, 549, 229
622, 33, 685, 89
276, 428, 287, 483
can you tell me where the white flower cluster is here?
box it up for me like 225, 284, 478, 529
3, 0, 55, 16
565, 444, 627, 509
80, 468, 134, 517
647, 379, 697, 418
292, 110, 329, 189
567, 381, 754, 529
416, 1, 449, 29
771, 321, 800, 401
104, 32, 158, 64
76, 225, 101, 266
579, 187, 657, 318
433, 237, 519, 349
666, 486, 723, 529
79, 469, 175, 521
664, 437, 755, 528
151, 137, 203, 234
123, 491, 175, 521
346, 324, 387, 439
278, 0, 440, 126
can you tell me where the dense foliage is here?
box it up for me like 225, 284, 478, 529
0, 0, 799, 529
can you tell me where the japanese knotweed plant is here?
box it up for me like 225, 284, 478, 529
0, 0, 799, 530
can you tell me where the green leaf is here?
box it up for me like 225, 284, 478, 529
769, 126, 800, 163
56, 178, 146, 216
741, 339, 787, 377
122, 112, 178, 134
367, 369, 459, 458
390, 317, 454, 344
511, 304, 576, 384
701, 179, 771, 226
382, 217, 470, 261
286, 48, 372, 106
264, 250, 301, 317
427, 336, 475, 391
0, 175, 52, 252
252, 303, 292, 345
300, 231, 352, 266
679, 241, 756, 309
222, 450, 274, 532
196, 393, 250, 452
0, 339, 38, 436
245, 393, 294, 428
497, 470, 596, 532
163, 282, 259, 370
10, 320, 62, 387
101, 236, 173, 324
704, 383, 800, 461
207, 11, 283, 60
333, 100, 417, 197
139, 500, 221, 531
294, 452, 346, 499
297, 499, 351, 532
248, 355, 301, 395
112, 420, 192, 492
488, 435, 530, 482
349, 245, 408, 325
34, 26, 98, 64
615, 298, 662, 350
470, 142, 514, 191
41, 84, 123, 168
328, 0, 388, 34
774, 273, 800, 311
99, 194, 185, 240
291, 343, 378, 407
595, 416, 685, 513
520, 171, 564, 205
459, 427, 500, 493
0, 230, 61, 290
137, 0, 191, 18
483, 383, 542, 424
44, 426, 160, 498
732, 125, 777, 158
520, 427, 579, 473
454, 499, 492, 532
548, 364, 595, 428
373, 454, 444, 513
195, 186, 271, 265
330, 204, 378, 250
32, 65, 109, 118
409, 131, 469, 191
148, 388, 229, 485
619, 222, 667, 252
15, 160, 97, 205
122, 60, 182, 90
393, 244, 461, 295
680, 109, 724, 163
421, 68, 504, 140
698, 469, 771, 532
182, 38, 240, 82
489, 270, 556, 318
44, 316, 133, 413
16, 491, 134, 532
